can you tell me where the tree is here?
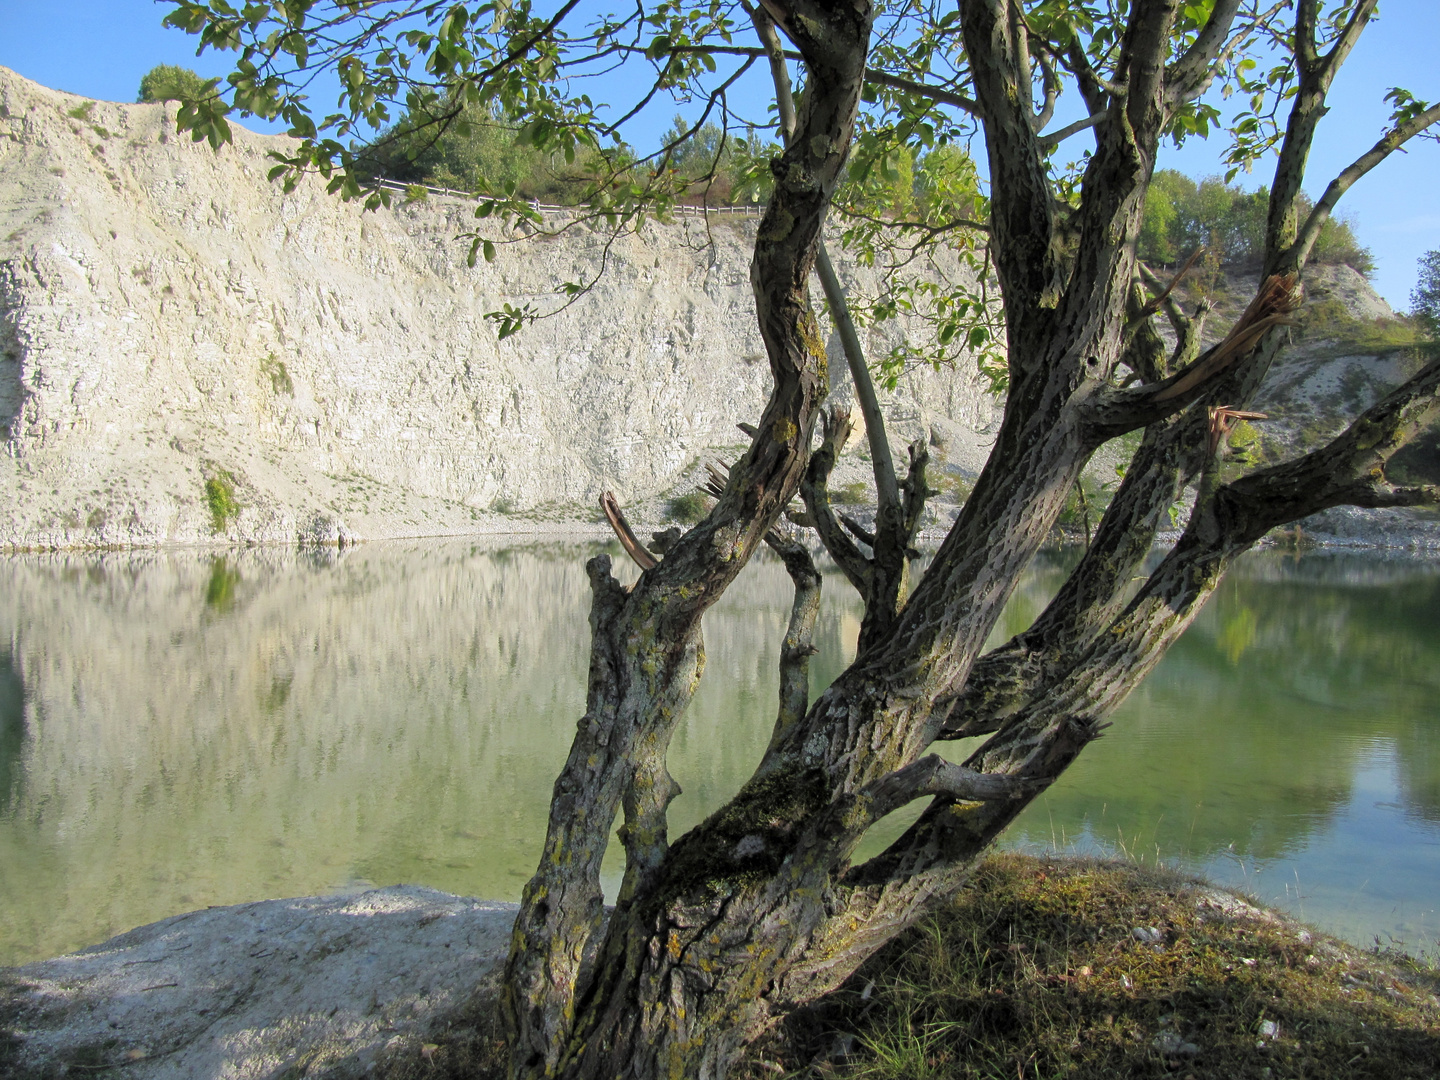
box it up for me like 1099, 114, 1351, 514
1136, 168, 1372, 272
136, 63, 211, 104
163, 1, 1440, 1076
1413, 249, 1440, 337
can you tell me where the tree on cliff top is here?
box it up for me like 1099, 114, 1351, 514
165, 1, 1439, 1076
137, 63, 212, 104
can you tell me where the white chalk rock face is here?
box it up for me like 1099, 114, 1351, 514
0, 66, 1000, 550
2, 887, 516, 1079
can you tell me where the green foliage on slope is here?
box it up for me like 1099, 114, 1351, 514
138, 65, 213, 104
1139, 169, 1372, 273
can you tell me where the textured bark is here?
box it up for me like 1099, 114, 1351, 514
500, 3, 1440, 1079
755, 0, 918, 655
503, 1, 876, 1075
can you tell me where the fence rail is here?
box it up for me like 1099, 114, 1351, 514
373, 178, 764, 217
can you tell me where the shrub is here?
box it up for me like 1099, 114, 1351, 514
666, 491, 708, 523
204, 470, 240, 533
138, 65, 212, 104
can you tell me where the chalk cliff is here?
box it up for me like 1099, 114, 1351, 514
0, 66, 999, 550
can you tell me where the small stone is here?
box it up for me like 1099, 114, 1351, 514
1152, 1030, 1199, 1057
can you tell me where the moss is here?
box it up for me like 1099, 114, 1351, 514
745, 853, 1440, 1080
798, 311, 828, 370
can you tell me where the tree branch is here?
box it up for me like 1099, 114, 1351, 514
631, 44, 983, 117
1264, 0, 1378, 274
1164, 0, 1243, 102
600, 491, 659, 570
1036, 109, 1104, 149
859, 754, 1033, 825
799, 407, 872, 592
1292, 102, 1440, 269
1085, 273, 1302, 439
748, 2, 904, 524
762, 531, 822, 750
815, 246, 903, 518
961, 0, 1059, 334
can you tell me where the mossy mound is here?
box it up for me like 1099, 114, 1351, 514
745, 853, 1440, 1080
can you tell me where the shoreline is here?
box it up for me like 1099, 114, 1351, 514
1, 502, 1438, 556
4, 854, 1436, 1079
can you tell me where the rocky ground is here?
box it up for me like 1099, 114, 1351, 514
1, 888, 516, 1079
5, 855, 1437, 1080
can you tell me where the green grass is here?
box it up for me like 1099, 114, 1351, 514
1298, 299, 1424, 353
833, 481, 871, 505
260, 353, 294, 395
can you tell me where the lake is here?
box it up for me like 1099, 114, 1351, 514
1, 539, 1437, 968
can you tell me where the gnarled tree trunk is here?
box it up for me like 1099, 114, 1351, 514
500, 3, 1440, 1079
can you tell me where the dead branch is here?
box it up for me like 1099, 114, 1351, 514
600, 491, 658, 570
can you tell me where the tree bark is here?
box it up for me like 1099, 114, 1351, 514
501, 4, 1440, 1078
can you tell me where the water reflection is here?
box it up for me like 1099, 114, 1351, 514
1002, 551, 1440, 950
0, 542, 1435, 967
0, 647, 25, 811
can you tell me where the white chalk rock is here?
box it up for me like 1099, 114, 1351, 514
2, 887, 515, 1079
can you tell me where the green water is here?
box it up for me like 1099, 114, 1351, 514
0, 540, 1436, 967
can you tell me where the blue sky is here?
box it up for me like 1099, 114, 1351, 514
1, 0, 1435, 308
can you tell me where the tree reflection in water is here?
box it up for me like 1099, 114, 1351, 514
0, 543, 1436, 966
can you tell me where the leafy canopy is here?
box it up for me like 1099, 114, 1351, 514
137, 64, 215, 104
1139, 169, 1372, 274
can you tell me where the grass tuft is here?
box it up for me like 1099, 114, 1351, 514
365, 855, 1440, 1080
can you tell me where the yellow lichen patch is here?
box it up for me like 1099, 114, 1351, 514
798, 311, 828, 366
667, 930, 683, 961
772, 417, 798, 445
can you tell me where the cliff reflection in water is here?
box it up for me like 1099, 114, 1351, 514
0, 542, 1437, 967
